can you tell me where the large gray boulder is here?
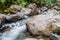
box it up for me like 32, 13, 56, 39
6, 13, 22, 22
26, 13, 60, 36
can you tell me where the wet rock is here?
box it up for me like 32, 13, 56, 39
27, 3, 41, 16
27, 14, 53, 36
50, 33, 59, 40
52, 6, 60, 11
27, 3, 37, 10
4, 5, 22, 14
0, 14, 7, 32
0, 14, 6, 28
5, 13, 23, 22
41, 6, 48, 12
52, 18, 60, 32
26, 14, 60, 36
20, 8, 32, 15
5, 8, 32, 22
10, 5, 22, 11
43, 9, 59, 15
56, 0, 60, 6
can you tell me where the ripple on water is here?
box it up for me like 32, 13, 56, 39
0, 19, 28, 40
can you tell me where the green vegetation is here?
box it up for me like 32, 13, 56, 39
26, 0, 56, 6
0, 0, 27, 13
0, 0, 56, 13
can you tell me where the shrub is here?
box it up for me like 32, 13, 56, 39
26, 0, 56, 6
0, 0, 27, 13
0, 0, 56, 13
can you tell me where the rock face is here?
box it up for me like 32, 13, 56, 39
26, 13, 60, 36
6, 13, 22, 22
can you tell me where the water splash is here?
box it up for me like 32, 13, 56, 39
0, 19, 27, 40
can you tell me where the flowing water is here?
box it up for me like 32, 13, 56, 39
0, 19, 29, 40
0, 18, 60, 40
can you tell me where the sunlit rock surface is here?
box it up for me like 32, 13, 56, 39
27, 13, 60, 36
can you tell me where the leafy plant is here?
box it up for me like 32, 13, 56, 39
16, 0, 27, 6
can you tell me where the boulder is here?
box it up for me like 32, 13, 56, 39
56, 0, 60, 6
52, 17, 60, 32
26, 13, 60, 36
6, 13, 23, 22
4, 5, 23, 14
10, 5, 22, 11
20, 8, 32, 15
41, 6, 48, 12
27, 3, 41, 16
52, 6, 60, 11
27, 3, 37, 10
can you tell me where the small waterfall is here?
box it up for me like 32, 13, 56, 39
0, 19, 27, 40
50, 33, 60, 40
51, 33, 60, 40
